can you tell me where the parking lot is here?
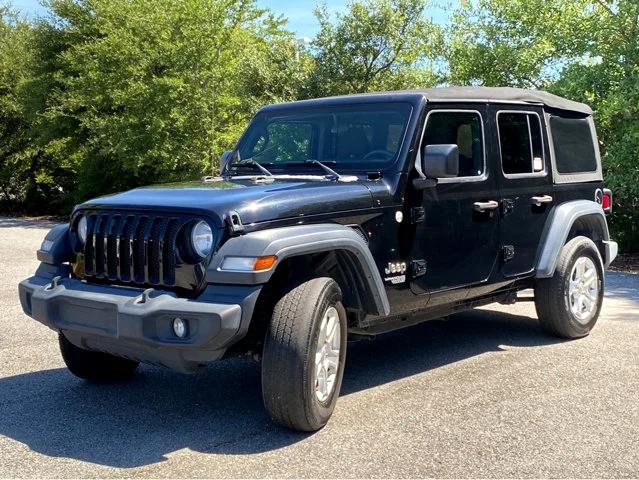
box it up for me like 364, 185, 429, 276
0, 216, 637, 478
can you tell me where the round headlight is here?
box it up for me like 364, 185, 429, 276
77, 216, 87, 245
191, 221, 213, 258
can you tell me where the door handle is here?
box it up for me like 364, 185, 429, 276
473, 200, 499, 213
531, 195, 553, 206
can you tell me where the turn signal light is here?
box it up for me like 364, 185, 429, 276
220, 255, 277, 272
253, 255, 277, 271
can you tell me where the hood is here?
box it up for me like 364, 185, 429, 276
80, 177, 375, 227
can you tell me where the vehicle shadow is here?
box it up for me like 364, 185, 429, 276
0, 309, 559, 468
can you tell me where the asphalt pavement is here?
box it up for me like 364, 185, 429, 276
0, 217, 637, 478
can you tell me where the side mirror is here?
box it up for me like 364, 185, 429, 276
220, 150, 233, 175
422, 144, 459, 178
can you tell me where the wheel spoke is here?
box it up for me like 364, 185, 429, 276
318, 317, 327, 345
583, 271, 597, 287
315, 365, 327, 400
569, 280, 580, 295
572, 295, 581, 315
583, 295, 592, 313
568, 256, 600, 324
325, 353, 339, 371
576, 258, 586, 278
313, 306, 341, 402
325, 316, 337, 344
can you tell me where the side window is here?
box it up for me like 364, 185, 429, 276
423, 111, 484, 177
549, 115, 598, 173
250, 122, 313, 163
497, 112, 545, 175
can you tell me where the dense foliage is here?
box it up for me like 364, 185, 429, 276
0, 0, 637, 251
447, 0, 639, 251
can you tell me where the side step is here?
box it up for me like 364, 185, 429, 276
499, 289, 535, 304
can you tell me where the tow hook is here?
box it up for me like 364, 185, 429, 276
136, 288, 154, 304
45, 276, 62, 291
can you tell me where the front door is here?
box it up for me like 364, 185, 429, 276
409, 106, 501, 301
492, 106, 554, 277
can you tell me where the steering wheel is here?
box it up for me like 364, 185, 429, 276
362, 149, 394, 161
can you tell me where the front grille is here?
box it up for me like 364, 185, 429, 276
77, 210, 209, 291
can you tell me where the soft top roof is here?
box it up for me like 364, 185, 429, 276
261, 86, 592, 115
418, 87, 592, 115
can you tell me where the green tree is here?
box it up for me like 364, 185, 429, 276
0, 5, 34, 210
448, 0, 639, 251
21, 0, 302, 208
306, 0, 443, 97
446, 0, 596, 88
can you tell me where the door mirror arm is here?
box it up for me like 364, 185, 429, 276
412, 177, 438, 190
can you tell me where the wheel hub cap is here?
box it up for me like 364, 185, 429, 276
314, 306, 340, 403
568, 256, 599, 324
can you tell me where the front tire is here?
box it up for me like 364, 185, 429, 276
535, 236, 604, 338
261, 277, 347, 432
59, 333, 139, 382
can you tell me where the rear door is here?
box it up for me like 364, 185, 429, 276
492, 106, 554, 277
409, 106, 501, 302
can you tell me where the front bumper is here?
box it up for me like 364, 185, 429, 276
19, 265, 261, 372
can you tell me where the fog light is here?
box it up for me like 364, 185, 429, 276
172, 317, 188, 338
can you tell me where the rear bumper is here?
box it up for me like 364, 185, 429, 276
604, 240, 618, 268
19, 266, 261, 372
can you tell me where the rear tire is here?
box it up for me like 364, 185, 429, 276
261, 277, 347, 432
59, 333, 139, 382
535, 236, 604, 338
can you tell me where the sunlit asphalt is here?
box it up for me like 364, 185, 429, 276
1, 217, 637, 478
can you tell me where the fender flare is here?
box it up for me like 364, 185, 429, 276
37, 223, 72, 265
207, 223, 391, 316
535, 200, 617, 278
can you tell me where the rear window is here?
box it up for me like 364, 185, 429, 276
550, 116, 598, 174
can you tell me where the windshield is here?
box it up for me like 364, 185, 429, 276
231, 102, 413, 173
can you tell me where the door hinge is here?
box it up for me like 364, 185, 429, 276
411, 207, 426, 224
411, 259, 427, 278
502, 245, 515, 262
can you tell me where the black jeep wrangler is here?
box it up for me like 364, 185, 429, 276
19, 87, 617, 432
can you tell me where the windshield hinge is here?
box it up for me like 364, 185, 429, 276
226, 210, 244, 235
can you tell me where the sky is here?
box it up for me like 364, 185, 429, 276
10, 0, 449, 38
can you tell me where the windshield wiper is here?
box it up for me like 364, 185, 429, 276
304, 160, 341, 181
230, 158, 274, 177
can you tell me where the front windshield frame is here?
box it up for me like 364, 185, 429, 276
229, 101, 415, 175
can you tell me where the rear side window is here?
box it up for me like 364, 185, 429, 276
423, 111, 484, 177
549, 116, 598, 173
497, 112, 545, 175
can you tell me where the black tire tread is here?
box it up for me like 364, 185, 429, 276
262, 277, 343, 432
59, 333, 139, 383
535, 236, 603, 339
